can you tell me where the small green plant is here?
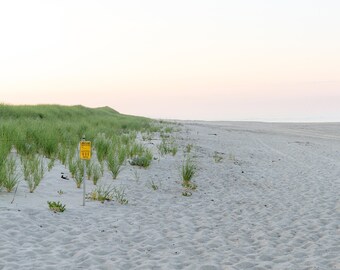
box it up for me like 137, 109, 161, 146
182, 181, 197, 190
213, 151, 223, 163
113, 187, 128, 205
88, 185, 128, 204
171, 146, 178, 156
57, 189, 64, 195
158, 137, 178, 156
182, 190, 192, 197
147, 180, 159, 190
185, 144, 193, 154
48, 201, 66, 212
151, 181, 158, 190
87, 184, 115, 203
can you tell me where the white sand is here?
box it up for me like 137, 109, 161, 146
0, 121, 339, 270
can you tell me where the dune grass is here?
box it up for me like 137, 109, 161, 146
181, 157, 197, 190
92, 162, 103, 185
0, 104, 153, 160
107, 152, 121, 180
0, 155, 20, 192
0, 104, 157, 193
21, 154, 45, 193
158, 136, 178, 156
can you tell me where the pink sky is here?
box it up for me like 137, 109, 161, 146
1, 0, 339, 121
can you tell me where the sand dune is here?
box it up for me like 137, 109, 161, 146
0, 121, 339, 270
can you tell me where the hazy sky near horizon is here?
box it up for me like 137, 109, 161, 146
1, 0, 339, 121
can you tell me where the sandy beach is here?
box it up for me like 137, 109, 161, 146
0, 121, 339, 270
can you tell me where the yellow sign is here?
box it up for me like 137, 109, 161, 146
80, 141, 91, 160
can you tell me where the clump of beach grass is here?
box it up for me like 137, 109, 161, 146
181, 157, 197, 190
57, 143, 68, 166
86, 160, 94, 180
158, 136, 178, 156
0, 156, 20, 192
73, 159, 85, 188
113, 187, 129, 205
21, 154, 45, 193
92, 162, 103, 185
107, 152, 121, 179
117, 145, 128, 165
128, 142, 145, 158
88, 185, 128, 204
68, 157, 78, 178
94, 133, 111, 163
87, 184, 115, 203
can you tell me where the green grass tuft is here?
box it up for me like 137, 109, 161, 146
47, 201, 66, 212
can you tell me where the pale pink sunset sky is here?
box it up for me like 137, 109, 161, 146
1, 0, 339, 121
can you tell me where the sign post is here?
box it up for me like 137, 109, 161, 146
80, 136, 91, 206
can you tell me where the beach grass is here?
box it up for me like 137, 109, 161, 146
0, 156, 20, 192
0, 104, 153, 160
92, 162, 103, 185
107, 152, 122, 179
181, 157, 197, 190
21, 154, 45, 193
87, 184, 115, 203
